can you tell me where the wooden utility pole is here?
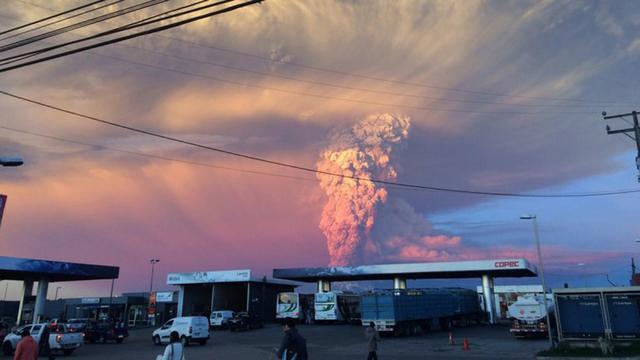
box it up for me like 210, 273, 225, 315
603, 110, 640, 182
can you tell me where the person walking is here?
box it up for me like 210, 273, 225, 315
14, 330, 38, 360
275, 318, 307, 360
160, 332, 183, 360
365, 322, 380, 360
38, 324, 55, 360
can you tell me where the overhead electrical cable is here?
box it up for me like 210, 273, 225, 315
0, 124, 320, 183
0, 0, 127, 43
0, 0, 106, 36
97, 43, 627, 109
1, 89, 638, 198
0, 0, 263, 72
0, 0, 168, 54
6, 0, 636, 107
75, 51, 600, 116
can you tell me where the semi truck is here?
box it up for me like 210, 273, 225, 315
361, 288, 480, 336
508, 295, 550, 338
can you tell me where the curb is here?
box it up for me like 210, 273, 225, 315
537, 357, 640, 360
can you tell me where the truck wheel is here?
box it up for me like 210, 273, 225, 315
180, 335, 188, 346
116, 338, 124, 344
439, 317, 451, 331
153, 335, 161, 345
63, 349, 75, 355
2, 342, 12, 356
98, 335, 107, 344
198, 340, 207, 345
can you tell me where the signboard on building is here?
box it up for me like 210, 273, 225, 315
148, 293, 156, 319
156, 292, 174, 302
81, 297, 100, 304
167, 269, 251, 285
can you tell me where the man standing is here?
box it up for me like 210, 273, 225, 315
365, 322, 380, 360
14, 330, 38, 360
275, 319, 308, 360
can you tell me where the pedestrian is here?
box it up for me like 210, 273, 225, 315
365, 322, 380, 360
304, 309, 312, 325
38, 324, 55, 360
14, 329, 38, 360
275, 318, 308, 360
159, 332, 183, 360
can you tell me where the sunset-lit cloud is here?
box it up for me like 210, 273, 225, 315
0, 1, 638, 298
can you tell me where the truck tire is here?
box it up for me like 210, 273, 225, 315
116, 338, 124, 344
2, 342, 12, 356
98, 335, 107, 344
180, 335, 188, 346
63, 348, 75, 355
198, 340, 207, 345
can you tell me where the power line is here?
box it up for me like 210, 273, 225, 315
0, 124, 320, 183
8, 0, 638, 107
0, 0, 124, 43
0, 0, 105, 36
0, 0, 168, 55
0, 0, 263, 72
1, 89, 639, 198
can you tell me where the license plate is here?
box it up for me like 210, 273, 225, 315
118, 335, 124, 338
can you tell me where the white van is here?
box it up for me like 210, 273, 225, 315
152, 316, 209, 346
210, 311, 235, 329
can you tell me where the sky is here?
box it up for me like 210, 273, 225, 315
0, 0, 639, 300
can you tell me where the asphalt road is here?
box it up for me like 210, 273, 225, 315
20, 322, 547, 360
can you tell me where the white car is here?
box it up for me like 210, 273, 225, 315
152, 317, 209, 346
210, 311, 235, 329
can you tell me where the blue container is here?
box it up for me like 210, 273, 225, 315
557, 294, 605, 339
605, 294, 640, 339
361, 289, 455, 323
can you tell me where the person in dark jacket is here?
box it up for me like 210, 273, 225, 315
365, 322, 380, 360
275, 319, 307, 360
38, 324, 55, 359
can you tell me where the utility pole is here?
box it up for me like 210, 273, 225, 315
603, 110, 640, 182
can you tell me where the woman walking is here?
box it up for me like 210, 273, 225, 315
160, 333, 184, 360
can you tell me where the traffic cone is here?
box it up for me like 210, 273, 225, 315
462, 336, 470, 351
448, 332, 454, 345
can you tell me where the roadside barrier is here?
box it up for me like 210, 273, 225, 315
448, 332, 454, 345
462, 335, 470, 351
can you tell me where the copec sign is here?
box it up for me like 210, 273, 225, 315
494, 261, 520, 268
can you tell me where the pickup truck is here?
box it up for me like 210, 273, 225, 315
3, 323, 83, 356
83, 321, 129, 343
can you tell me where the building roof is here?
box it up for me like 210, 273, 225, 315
273, 259, 537, 282
166, 269, 299, 287
0, 256, 119, 282
553, 286, 640, 295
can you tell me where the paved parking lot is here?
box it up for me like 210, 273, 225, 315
26, 322, 547, 360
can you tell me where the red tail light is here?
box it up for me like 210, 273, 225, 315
110, 329, 115, 334
56, 334, 62, 343
189, 326, 192, 334
82, 333, 86, 339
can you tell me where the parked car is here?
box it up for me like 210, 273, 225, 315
67, 318, 92, 332
83, 321, 129, 344
210, 311, 235, 329
227, 312, 265, 332
3, 323, 83, 356
152, 316, 209, 346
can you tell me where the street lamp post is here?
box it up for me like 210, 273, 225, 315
577, 263, 587, 287
520, 214, 554, 349
149, 259, 160, 294
54, 286, 62, 301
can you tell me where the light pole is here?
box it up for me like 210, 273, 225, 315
520, 214, 554, 348
577, 263, 587, 287
54, 286, 62, 301
149, 259, 160, 294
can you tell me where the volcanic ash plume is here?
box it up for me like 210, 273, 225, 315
316, 113, 410, 266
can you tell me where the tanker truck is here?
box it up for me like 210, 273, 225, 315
508, 295, 552, 338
